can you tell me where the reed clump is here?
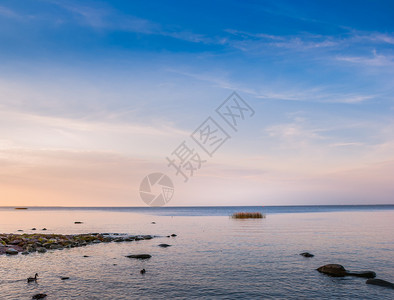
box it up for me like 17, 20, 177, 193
231, 212, 265, 219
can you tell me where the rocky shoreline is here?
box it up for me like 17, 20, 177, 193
0, 233, 154, 255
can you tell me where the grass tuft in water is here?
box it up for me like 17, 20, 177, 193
231, 212, 265, 219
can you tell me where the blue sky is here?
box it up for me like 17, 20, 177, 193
0, 0, 393, 206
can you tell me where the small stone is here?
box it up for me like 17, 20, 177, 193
9, 239, 22, 245
300, 252, 314, 258
37, 247, 47, 253
126, 254, 151, 259
158, 244, 171, 248
171, 234, 177, 237
60, 277, 70, 280
42, 228, 47, 231
83, 255, 89, 257
32, 293, 47, 299
74, 222, 83, 224
31, 228, 36, 230
6, 248, 18, 255
22, 251, 30, 255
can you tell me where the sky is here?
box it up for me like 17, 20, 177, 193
0, 0, 393, 206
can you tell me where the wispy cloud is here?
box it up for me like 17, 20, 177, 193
0, 5, 19, 18
337, 50, 394, 67
47, 0, 213, 44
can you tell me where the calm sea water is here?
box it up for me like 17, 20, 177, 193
0, 205, 393, 299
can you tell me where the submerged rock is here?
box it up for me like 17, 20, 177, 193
347, 271, 376, 278
366, 278, 394, 289
300, 252, 314, 258
126, 254, 152, 259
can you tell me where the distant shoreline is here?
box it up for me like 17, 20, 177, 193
1, 204, 393, 217
1, 204, 393, 208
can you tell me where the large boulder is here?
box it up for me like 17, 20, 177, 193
366, 279, 394, 289
317, 264, 376, 278
317, 264, 348, 277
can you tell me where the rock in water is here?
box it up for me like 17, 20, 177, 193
158, 244, 171, 248
366, 279, 394, 289
32, 294, 47, 299
317, 264, 347, 277
300, 252, 314, 257
6, 248, 18, 255
126, 254, 152, 259
317, 264, 376, 278
347, 271, 376, 278
61, 277, 70, 280
171, 234, 177, 237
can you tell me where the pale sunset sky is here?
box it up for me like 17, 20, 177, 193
0, 0, 393, 206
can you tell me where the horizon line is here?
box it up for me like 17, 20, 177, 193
2, 204, 393, 208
